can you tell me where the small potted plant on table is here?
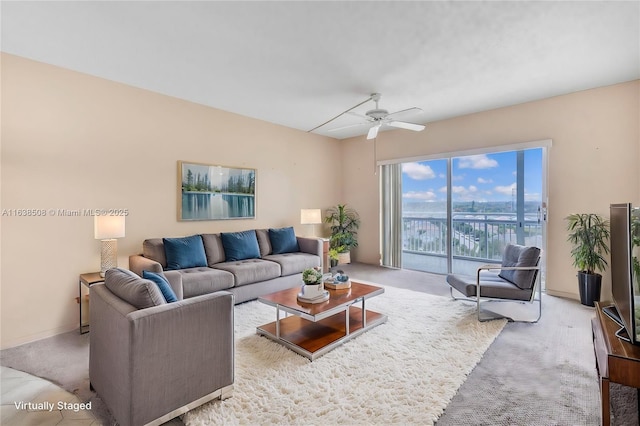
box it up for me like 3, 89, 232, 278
298, 267, 328, 303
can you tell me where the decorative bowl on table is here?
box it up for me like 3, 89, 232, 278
324, 271, 351, 290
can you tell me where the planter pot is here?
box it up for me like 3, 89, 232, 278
578, 271, 602, 307
301, 284, 324, 298
337, 251, 351, 265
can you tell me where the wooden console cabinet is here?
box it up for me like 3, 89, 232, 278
592, 301, 640, 425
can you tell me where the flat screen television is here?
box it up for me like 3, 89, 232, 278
605, 203, 640, 345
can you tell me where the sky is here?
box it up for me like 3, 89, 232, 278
402, 148, 543, 204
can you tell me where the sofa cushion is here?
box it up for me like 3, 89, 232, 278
201, 233, 226, 266
213, 259, 281, 286
264, 253, 321, 277
142, 270, 178, 303
142, 238, 167, 268
163, 235, 208, 270
220, 230, 260, 261
498, 244, 541, 289
105, 268, 166, 309
174, 267, 235, 299
255, 229, 272, 257
269, 227, 300, 254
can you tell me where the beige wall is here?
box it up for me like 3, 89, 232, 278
0, 54, 342, 349
342, 80, 640, 301
2, 53, 638, 349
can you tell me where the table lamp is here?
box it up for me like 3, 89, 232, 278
94, 215, 126, 277
300, 209, 322, 237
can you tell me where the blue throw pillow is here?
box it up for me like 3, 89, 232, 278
220, 230, 260, 261
269, 227, 299, 254
163, 235, 207, 270
142, 270, 178, 303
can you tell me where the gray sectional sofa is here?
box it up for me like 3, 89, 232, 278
129, 227, 323, 304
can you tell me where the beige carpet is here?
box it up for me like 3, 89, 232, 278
184, 285, 506, 425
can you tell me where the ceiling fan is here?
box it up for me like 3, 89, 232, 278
309, 93, 425, 139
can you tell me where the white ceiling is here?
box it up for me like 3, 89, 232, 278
2, 1, 639, 140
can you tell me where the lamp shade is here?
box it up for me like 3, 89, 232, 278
300, 209, 322, 225
94, 215, 126, 240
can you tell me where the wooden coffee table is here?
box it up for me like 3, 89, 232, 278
256, 281, 387, 361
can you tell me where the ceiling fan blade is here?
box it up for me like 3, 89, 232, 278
327, 122, 369, 132
387, 121, 426, 132
385, 107, 423, 121
367, 124, 381, 140
307, 94, 376, 133
346, 111, 371, 120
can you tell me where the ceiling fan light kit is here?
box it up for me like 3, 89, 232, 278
311, 93, 426, 139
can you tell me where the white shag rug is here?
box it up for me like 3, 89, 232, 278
184, 284, 506, 426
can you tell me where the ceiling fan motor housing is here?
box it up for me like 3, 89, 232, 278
366, 108, 389, 120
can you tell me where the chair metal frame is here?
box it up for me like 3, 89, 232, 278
450, 263, 542, 323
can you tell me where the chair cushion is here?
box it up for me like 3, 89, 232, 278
498, 244, 541, 289
269, 227, 300, 254
163, 235, 208, 270
142, 270, 178, 303
105, 268, 166, 309
446, 271, 533, 301
220, 230, 261, 261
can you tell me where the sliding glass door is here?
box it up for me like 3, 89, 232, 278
401, 159, 449, 274
398, 147, 545, 276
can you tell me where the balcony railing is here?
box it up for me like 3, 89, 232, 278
403, 213, 543, 264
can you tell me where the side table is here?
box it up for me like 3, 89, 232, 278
592, 301, 640, 425
78, 272, 104, 334
321, 238, 330, 273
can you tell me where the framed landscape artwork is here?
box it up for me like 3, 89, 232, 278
178, 161, 256, 221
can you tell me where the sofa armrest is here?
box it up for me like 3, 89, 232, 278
90, 285, 234, 426
129, 254, 163, 276
297, 236, 323, 258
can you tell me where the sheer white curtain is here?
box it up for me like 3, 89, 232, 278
380, 163, 402, 268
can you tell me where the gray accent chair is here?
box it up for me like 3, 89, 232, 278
446, 244, 542, 322
90, 268, 234, 426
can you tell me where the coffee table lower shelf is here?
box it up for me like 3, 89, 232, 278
256, 306, 387, 361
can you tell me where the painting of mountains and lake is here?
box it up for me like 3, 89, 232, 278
179, 161, 255, 221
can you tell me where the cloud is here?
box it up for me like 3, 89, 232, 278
494, 183, 516, 195
403, 190, 438, 201
438, 185, 479, 200
458, 155, 498, 169
525, 192, 541, 202
402, 162, 435, 180
477, 177, 493, 184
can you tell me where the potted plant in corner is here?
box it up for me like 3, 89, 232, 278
325, 204, 360, 265
566, 213, 610, 306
